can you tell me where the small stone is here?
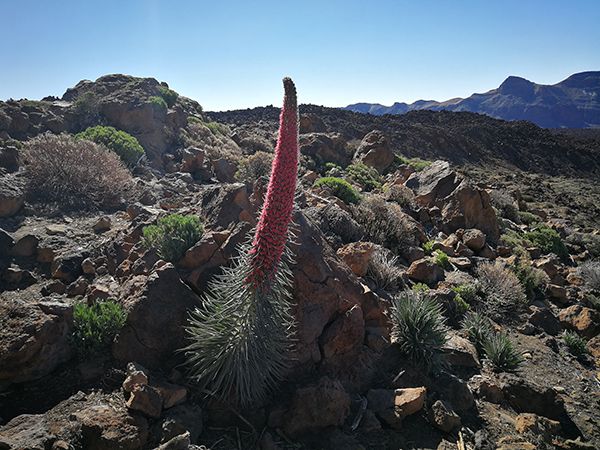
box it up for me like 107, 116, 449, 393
462, 229, 486, 251
406, 258, 444, 284
122, 362, 149, 393
81, 258, 96, 275
429, 400, 461, 433
126, 384, 163, 418
93, 216, 112, 233
558, 305, 600, 338
514, 413, 561, 442
367, 387, 426, 429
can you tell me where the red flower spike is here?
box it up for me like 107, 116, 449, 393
247, 78, 298, 288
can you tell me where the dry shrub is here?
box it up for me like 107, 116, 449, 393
578, 260, 600, 292
384, 184, 415, 208
22, 133, 134, 210
181, 121, 241, 162
476, 261, 527, 320
236, 151, 273, 183
352, 194, 417, 255
304, 203, 362, 248
489, 189, 519, 222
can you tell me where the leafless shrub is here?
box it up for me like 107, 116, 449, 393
304, 203, 362, 248
22, 133, 135, 210
384, 184, 415, 208
352, 194, 417, 255
578, 260, 600, 292
181, 121, 242, 162
367, 247, 405, 292
235, 151, 273, 183
476, 261, 527, 320
489, 189, 519, 222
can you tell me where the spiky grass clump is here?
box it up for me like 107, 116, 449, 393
390, 292, 448, 370
562, 330, 588, 357
476, 261, 527, 320
183, 78, 299, 408
461, 311, 493, 352
366, 248, 404, 292
483, 332, 522, 372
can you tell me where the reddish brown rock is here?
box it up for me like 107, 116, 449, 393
429, 400, 461, 433
462, 228, 486, 251
354, 130, 394, 172
126, 384, 163, 418
558, 305, 600, 338
514, 413, 561, 441
406, 258, 444, 284
320, 304, 365, 359
366, 387, 426, 429
336, 241, 375, 277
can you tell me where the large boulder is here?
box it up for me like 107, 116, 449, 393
0, 392, 148, 450
299, 132, 350, 166
112, 264, 201, 368
354, 130, 394, 172
405, 161, 500, 242
0, 289, 73, 384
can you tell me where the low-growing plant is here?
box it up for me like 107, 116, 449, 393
22, 133, 134, 210
384, 184, 415, 208
512, 258, 548, 300
461, 311, 493, 352
235, 151, 274, 183
412, 282, 430, 293
205, 121, 227, 136
389, 291, 448, 370
524, 225, 569, 260
158, 85, 179, 107
453, 294, 470, 315
489, 189, 519, 222
476, 261, 527, 319
346, 163, 382, 191
76, 125, 144, 167
314, 177, 361, 204
394, 154, 432, 172
366, 248, 404, 292
73, 91, 100, 127
483, 332, 522, 372
452, 284, 479, 305
72, 300, 126, 359
148, 95, 168, 111
517, 211, 538, 225
352, 195, 416, 254
423, 240, 435, 255
143, 214, 203, 262
433, 250, 451, 269
562, 330, 588, 356
323, 162, 342, 174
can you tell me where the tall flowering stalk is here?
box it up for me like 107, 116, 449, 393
183, 78, 299, 407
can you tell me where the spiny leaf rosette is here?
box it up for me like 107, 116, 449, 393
182, 78, 299, 407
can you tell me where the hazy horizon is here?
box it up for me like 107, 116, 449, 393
2, 0, 599, 110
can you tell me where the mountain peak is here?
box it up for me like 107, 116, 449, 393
497, 76, 534, 97
559, 71, 600, 89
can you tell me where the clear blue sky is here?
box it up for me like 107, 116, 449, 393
1, 0, 599, 110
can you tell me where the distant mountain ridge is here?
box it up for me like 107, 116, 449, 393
344, 71, 600, 128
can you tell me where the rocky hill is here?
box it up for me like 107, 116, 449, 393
344, 71, 600, 129
1, 75, 600, 450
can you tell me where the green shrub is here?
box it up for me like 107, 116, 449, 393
158, 85, 179, 107
205, 121, 227, 136
412, 282, 430, 293
394, 154, 431, 172
518, 211, 538, 225
512, 259, 548, 300
451, 284, 479, 305
143, 214, 203, 262
524, 225, 568, 260
384, 184, 415, 208
483, 332, 522, 372
76, 125, 144, 167
346, 163, 382, 191
453, 294, 470, 314
314, 177, 361, 204
72, 300, 126, 359
433, 250, 451, 269
562, 330, 588, 356
73, 92, 100, 127
390, 292, 448, 370
422, 240, 435, 255
148, 95, 168, 111
323, 162, 342, 173
461, 311, 493, 352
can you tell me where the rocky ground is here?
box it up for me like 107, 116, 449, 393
0, 75, 599, 450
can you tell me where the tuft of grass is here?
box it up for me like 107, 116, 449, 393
366, 249, 404, 292
314, 177, 361, 204
433, 250, 451, 269
483, 332, 522, 372
512, 258, 548, 301
72, 300, 126, 359
562, 330, 588, 356
412, 282, 430, 293
205, 121, 227, 136
394, 154, 432, 172
423, 240, 435, 255
143, 214, 203, 262
461, 311, 493, 352
148, 95, 168, 111
517, 211, 538, 225
451, 284, 479, 305
476, 262, 527, 319
389, 292, 448, 370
